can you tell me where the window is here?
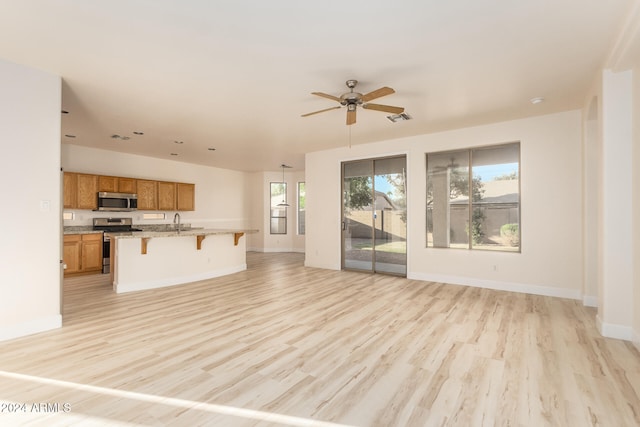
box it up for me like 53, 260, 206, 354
270, 182, 287, 234
142, 213, 165, 220
426, 142, 520, 251
297, 182, 306, 235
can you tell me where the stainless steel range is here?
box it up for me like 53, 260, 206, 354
92, 218, 142, 274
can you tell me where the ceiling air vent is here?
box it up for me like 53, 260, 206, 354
387, 113, 412, 123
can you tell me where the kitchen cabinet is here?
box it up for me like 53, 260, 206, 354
63, 172, 77, 209
136, 179, 158, 210
98, 175, 137, 193
64, 170, 194, 211
63, 234, 81, 274
157, 181, 176, 210
118, 177, 136, 194
77, 174, 98, 210
98, 175, 118, 192
63, 233, 102, 277
177, 183, 195, 211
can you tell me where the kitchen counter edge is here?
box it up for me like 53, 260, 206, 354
105, 228, 259, 239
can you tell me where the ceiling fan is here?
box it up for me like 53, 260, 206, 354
301, 80, 404, 125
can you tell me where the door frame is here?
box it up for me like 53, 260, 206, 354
341, 154, 407, 276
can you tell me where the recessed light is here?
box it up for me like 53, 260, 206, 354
133, 131, 144, 135
208, 148, 216, 151
64, 134, 76, 138
530, 97, 545, 104
387, 113, 412, 123
174, 140, 184, 144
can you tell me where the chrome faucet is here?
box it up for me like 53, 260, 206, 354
173, 212, 181, 232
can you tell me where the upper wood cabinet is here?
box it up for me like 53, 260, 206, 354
64, 171, 194, 211
63, 172, 77, 209
118, 177, 136, 194
99, 175, 137, 193
177, 183, 195, 211
136, 180, 158, 210
98, 175, 118, 192
76, 174, 98, 210
157, 181, 176, 211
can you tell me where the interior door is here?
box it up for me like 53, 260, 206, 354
342, 156, 407, 276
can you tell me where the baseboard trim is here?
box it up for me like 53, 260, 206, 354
115, 264, 247, 294
0, 314, 62, 342
408, 272, 582, 300
582, 295, 598, 307
596, 314, 634, 341
633, 329, 640, 352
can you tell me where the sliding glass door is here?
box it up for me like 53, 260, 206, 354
342, 156, 407, 276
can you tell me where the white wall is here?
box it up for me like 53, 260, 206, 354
246, 172, 265, 250
62, 145, 251, 229
0, 59, 62, 341
306, 110, 584, 299
598, 70, 634, 340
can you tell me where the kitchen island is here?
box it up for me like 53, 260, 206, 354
108, 228, 258, 293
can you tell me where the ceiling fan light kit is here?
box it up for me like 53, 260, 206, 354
302, 80, 405, 125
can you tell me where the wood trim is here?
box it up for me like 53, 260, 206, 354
234, 232, 244, 246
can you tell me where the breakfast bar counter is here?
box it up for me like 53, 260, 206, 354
108, 228, 258, 293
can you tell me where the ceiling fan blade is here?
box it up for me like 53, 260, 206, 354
301, 106, 342, 117
311, 92, 341, 102
362, 103, 405, 114
361, 86, 395, 102
346, 109, 356, 125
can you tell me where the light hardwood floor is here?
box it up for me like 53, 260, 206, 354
1, 252, 639, 426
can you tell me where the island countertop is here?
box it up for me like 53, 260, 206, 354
105, 228, 258, 239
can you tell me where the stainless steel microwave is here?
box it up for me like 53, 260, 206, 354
96, 192, 138, 211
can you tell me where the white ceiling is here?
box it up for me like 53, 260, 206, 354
0, 1, 637, 172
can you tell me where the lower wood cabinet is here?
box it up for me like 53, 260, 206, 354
63, 233, 102, 277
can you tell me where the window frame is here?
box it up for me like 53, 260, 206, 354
297, 181, 306, 235
426, 141, 521, 252
270, 182, 287, 235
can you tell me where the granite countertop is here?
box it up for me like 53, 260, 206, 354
63, 226, 102, 235
63, 223, 199, 235
106, 228, 258, 239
